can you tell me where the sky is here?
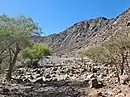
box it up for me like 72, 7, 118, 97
0, 0, 130, 35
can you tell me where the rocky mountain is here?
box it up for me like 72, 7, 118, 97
32, 8, 130, 56
1, 8, 130, 97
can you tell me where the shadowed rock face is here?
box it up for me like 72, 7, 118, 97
32, 8, 130, 56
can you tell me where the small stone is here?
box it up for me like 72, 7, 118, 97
45, 74, 51, 79
86, 74, 94, 80
36, 70, 41, 74
88, 89, 102, 97
120, 75, 130, 84
53, 67, 58, 71
33, 78, 44, 84
3, 88, 10, 93
89, 78, 103, 89
115, 93, 124, 97
16, 78, 23, 84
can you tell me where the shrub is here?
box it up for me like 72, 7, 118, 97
21, 43, 51, 67
79, 27, 130, 83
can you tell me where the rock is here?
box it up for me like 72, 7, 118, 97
115, 93, 124, 97
24, 78, 31, 83
80, 79, 89, 87
57, 74, 68, 81
126, 93, 130, 97
88, 89, 102, 97
45, 74, 51, 79
32, 74, 41, 79
33, 16, 113, 56
81, 68, 87, 73
36, 69, 41, 74
31, 77, 45, 84
97, 74, 103, 80
92, 67, 98, 73
107, 89, 115, 96
113, 87, 121, 95
2, 88, 10, 93
30, 75, 34, 80
86, 74, 94, 80
120, 75, 130, 84
53, 67, 58, 71
60, 70, 66, 74
34, 78, 44, 84
16, 78, 24, 84
89, 78, 104, 89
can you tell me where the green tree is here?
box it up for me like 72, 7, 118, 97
21, 43, 51, 67
0, 14, 40, 81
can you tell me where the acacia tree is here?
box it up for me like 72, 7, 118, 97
0, 14, 40, 81
21, 43, 51, 67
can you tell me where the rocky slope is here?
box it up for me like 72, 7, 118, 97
1, 8, 130, 97
0, 57, 130, 97
32, 8, 130, 56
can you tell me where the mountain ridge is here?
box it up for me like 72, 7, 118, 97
32, 8, 130, 56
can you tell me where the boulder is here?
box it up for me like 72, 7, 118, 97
2, 88, 10, 95
3, 88, 10, 93
89, 78, 104, 89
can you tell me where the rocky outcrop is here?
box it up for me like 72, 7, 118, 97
33, 17, 114, 56
32, 8, 130, 56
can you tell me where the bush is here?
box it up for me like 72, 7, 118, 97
21, 43, 51, 67
79, 27, 130, 83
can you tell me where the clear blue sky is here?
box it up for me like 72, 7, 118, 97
0, 0, 130, 35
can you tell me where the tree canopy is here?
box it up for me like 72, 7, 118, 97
21, 43, 51, 60
0, 14, 40, 80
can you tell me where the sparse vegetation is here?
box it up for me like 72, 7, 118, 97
79, 27, 130, 83
21, 43, 51, 67
78, 49, 88, 65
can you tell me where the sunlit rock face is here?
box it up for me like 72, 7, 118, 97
31, 8, 130, 57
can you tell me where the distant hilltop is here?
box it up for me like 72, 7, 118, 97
32, 7, 130, 56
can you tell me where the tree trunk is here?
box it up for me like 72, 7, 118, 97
120, 65, 124, 75
6, 51, 19, 81
7, 64, 13, 81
